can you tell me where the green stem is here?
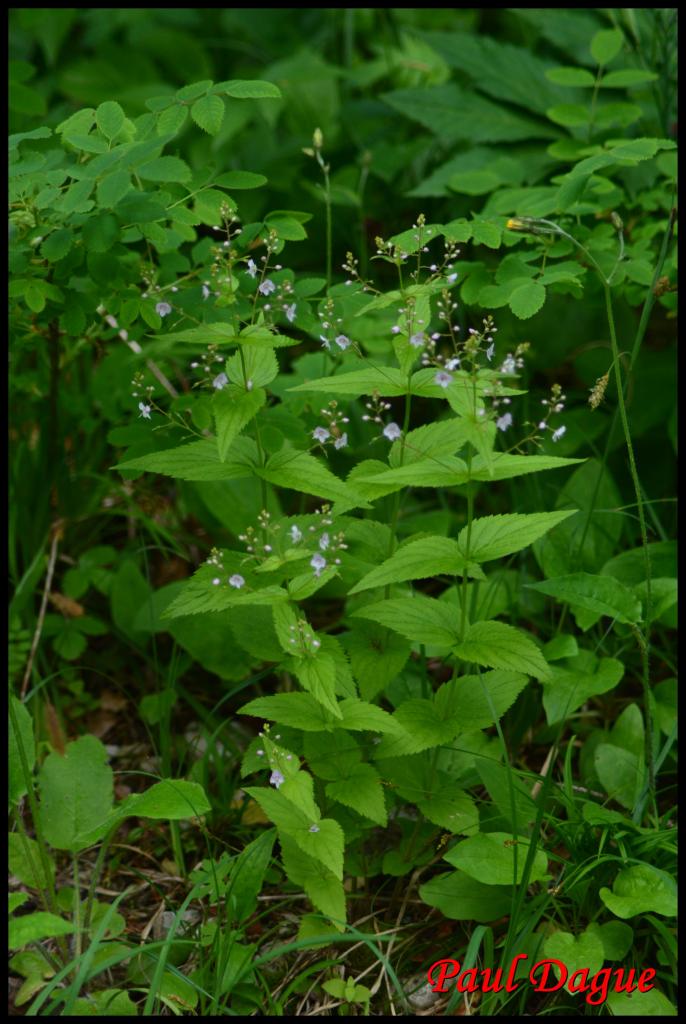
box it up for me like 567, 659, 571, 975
604, 282, 655, 811
73, 855, 82, 961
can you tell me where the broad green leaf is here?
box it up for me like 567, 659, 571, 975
547, 104, 590, 127
115, 437, 257, 482
289, 652, 341, 719
256, 449, 370, 510
191, 94, 225, 135
468, 452, 584, 483
545, 67, 596, 87
542, 930, 604, 977
420, 787, 479, 834
388, 418, 469, 467
444, 832, 549, 885
342, 624, 411, 702
279, 834, 345, 930
326, 763, 387, 826
117, 780, 211, 821
9, 913, 75, 950
41, 228, 73, 261
304, 731, 361, 781
475, 757, 539, 830
606, 987, 677, 1016
436, 670, 530, 732
595, 744, 644, 810
542, 652, 624, 725
362, 456, 469, 492
353, 595, 459, 648
601, 69, 658, 88
96, 171, 131, 208
459, 511, 577, 563
350, 535, 482, 594
215, 170, 268, 190
240, 693, 336, 732
227, 345, 277, 389
599, 864, 677, 918
95, 101, 125, 140
289, 367, 408, 397
509, 280, 546, 319
336, 698, 401, 734
420, 870, 512, 921
9, 696, 35, 804
215, 79, 282, 100
526, 572, 642, 624
213, 386, 266, 462
8, 833, 55, 891
229, 828, 276, 924
157, 104, 188, 136
453, 621, 550, 678
138, 156, 191, 184
38, 735, 113, 852
585, 921, 633, 961
591, 28, 624, 66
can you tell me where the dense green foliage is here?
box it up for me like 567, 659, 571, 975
9, 8, 677, 1017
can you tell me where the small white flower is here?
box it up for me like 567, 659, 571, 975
434, 370, 453, 389
319, 532, 330, 551
156, 301, 172, 317
391, 325, 401, 335
445, 357, 460, 371
285, 303, 297, 323
501, 356, 516, 375
383, 422, 402, 441
308, 824, 320, 833
138, 402, 152, 419
270, 770, 285, 789
538, 421, 547, 430
105, 314, 118, 329
334, 334, 351, 349
486, 342, 495, 362
447, 272, 458, 283
496, 413, 513, 432
552, 425, 567, 442
229, 574, 245, 589
256, 749, 264, 756
212, 372, 228, 390
409, 332, 425, 348
310, 553, 327, 577
246, 379, 254, 391
312, 426, 330, 443
319, 335, 331, 350
333, 432, 348, 450
212, 578, 221, 586
259, 279, 276, 296
202, 284, 211, 300
246, 259, 257, 277
289, 525, 302, 544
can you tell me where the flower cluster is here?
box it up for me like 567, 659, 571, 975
538, 383, 567, 442
190, 344, 226, 388
130, 371, 155, 420
316, 297, 352, 351
286, 617, 322, 654
311, 400, 349, 450
588, 371, 610, 410
206, 548, 247, 590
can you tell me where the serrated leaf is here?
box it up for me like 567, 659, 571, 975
157, 104, 188, 136
342, 624, 411, 701
459, 511, 577, 563
213, 387, 265, 461
279, 834, 345, 930
256, 449, 369, 510
336, 698, 401, 734
453, 621, 550, 678
115, 437, 257, 482
216, 79, 282, 99
289, 367, 408, 397
191, 94, 225, 135
138, 156, 191, 183
289, 652, 341, 719
444, 832, 549, 885
240, 693, 336, 731
96, 171, 131, 208
350, 535, 482, 595
526, 572, 642, 624
353, 596, 459, 648
326, 763, 387, 826
509, 280, 546, 319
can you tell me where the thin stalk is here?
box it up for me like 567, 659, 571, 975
72, 855, 82, 961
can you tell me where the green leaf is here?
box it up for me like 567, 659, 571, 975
336, 698, 401, 734
444, 832, 549, 885
288, 367, 408, 397
326, 763, 387, 826
240, 693, 336, 732
547, 104, 590, 127
215, 170, 268, 190
213, 387, 266, 462
342, 624, 411, 701
453, 621, 550, 678
115, 437, 256, 482
542, 652, 624, 725
350, 535, 482, 595
599, 864, 676, 918
38, 735, 113, 852
595, 744, 644, 810
279, 834, 345, 930
138, 156, 191, 184
420, 870, 512, 922
289, 652, 341, 719
460, 511, 577, 563
95, 101, 125, 140
545, 67, 596, 87
509, 280, 546, 319
8, 834, 55, 891
229, 828, 276, 924
191, 94, 225, 135
585, 920, 633, 961
353, 596, 459, 648
591, 28, 624, 66
526, 572, 642, 624
216, 79, 282, 99
601, 69, 658, 88
96, 171, 131, 208
9, 696, 35, 804
41, 228, 73, 262
257, 449, 369, 511
542, 929, 605, 977
157, 104, 188, 136
9, 912, 75, 950
118, 780, 211, 821
606, 987, 677, 1016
